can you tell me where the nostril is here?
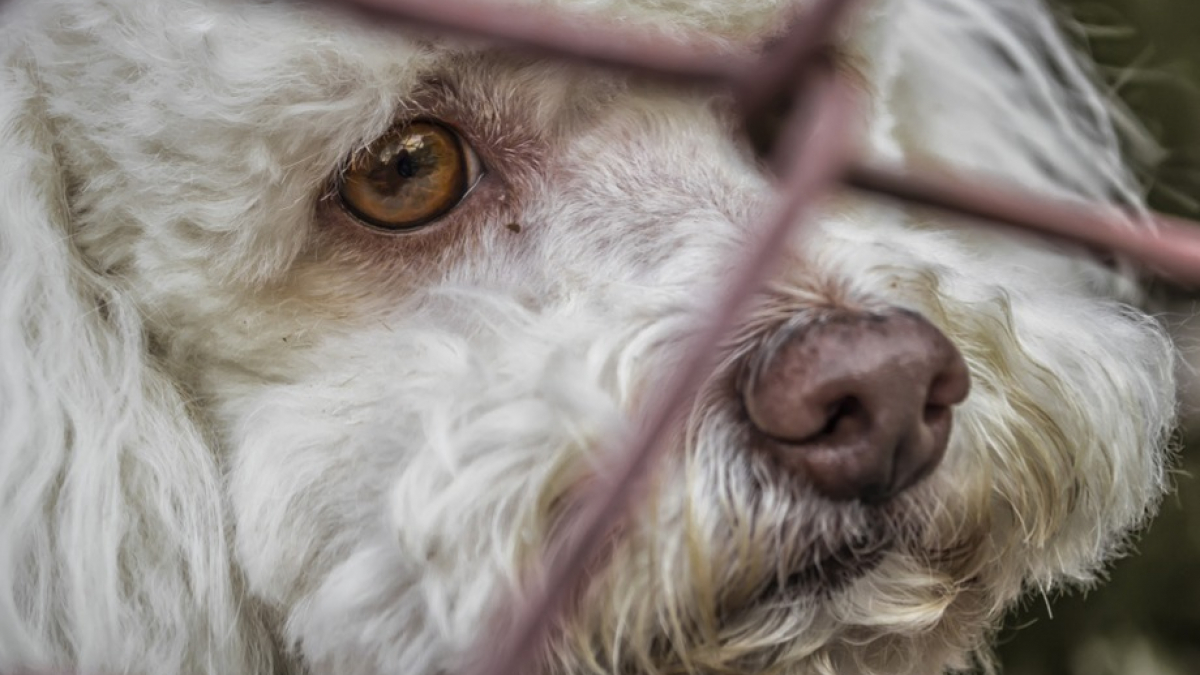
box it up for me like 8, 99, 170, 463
817, 397, 862, 441
741, 309, 971, 503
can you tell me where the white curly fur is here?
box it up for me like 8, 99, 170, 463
0, 0, 1177, 673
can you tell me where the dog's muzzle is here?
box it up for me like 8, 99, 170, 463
741, 309, 971, 503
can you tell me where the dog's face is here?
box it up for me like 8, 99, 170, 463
0, 0, 1178, 673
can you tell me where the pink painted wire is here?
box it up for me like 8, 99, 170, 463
845, 163, 1200, 283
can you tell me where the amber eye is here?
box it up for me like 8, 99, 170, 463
339, 121, 481, 231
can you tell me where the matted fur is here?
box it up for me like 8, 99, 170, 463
0, 0, 1176, 674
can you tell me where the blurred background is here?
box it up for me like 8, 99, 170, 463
999, 1, 1200, 673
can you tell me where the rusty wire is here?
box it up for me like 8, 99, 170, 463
313, 0, 1200, 673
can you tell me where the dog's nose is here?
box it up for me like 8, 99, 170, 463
742, 310, 970, 503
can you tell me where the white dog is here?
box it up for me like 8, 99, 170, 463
0, 0, 1178, 673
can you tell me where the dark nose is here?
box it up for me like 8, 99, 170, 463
741, 309, 970, 503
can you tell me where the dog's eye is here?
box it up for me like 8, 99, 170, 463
339, 121, 482, 231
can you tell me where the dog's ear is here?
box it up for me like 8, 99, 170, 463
0, 52, 271, 673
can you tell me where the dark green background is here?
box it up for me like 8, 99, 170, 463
1000, 2, 1200, 673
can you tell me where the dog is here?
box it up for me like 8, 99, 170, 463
0, 0, 1178, 673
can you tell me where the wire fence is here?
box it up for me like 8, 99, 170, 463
308, 0, 1200, 673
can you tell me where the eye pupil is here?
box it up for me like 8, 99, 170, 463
395, 151, 419, 179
